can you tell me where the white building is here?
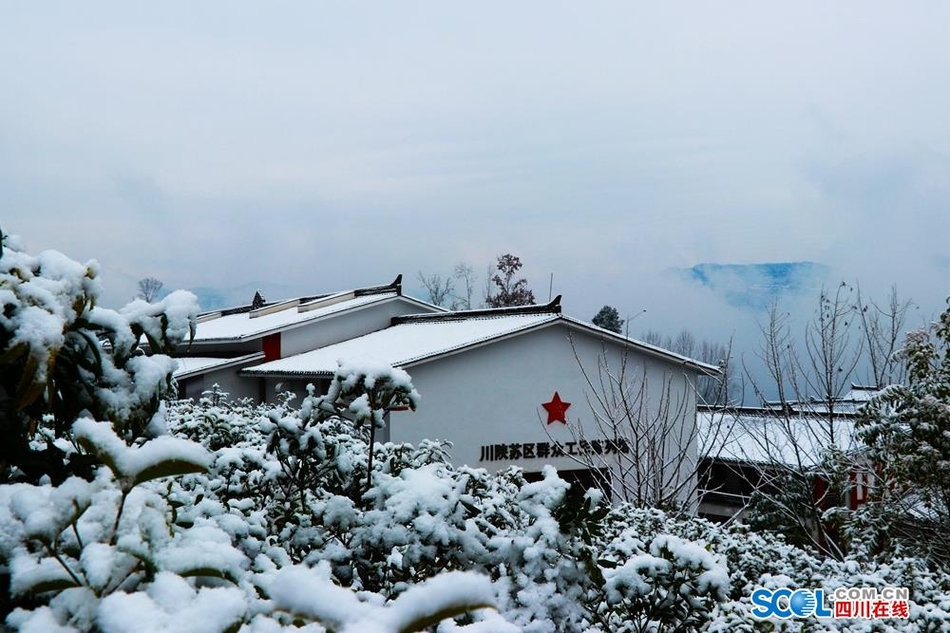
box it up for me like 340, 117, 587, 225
174, 277, 720, 504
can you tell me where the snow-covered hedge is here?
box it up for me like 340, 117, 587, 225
165, 388, 740, 633
167, 390, 950, 632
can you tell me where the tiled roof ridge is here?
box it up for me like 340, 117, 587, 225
392, 295, 561, 324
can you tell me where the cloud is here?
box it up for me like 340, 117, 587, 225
797, 140, 950, 312
3, 1, 950, 380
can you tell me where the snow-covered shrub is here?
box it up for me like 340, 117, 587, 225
311, 361, 420, 493
0, 420, 247, 631
855, 303, 950, 567
599, 534, 727, 632
171, 383, 950, 632
2, 396, 515, 632
580, 508, 732, 631
167, 388, 605, 629
167, 388, 736, 632
322, 361, 421, 431
0, 230, 198, 484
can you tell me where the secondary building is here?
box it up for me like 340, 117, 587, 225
697, 385, 877, 522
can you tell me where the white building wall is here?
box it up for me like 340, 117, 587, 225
390, 324, 701, 506
182, 340, 263, 357
179, 364, 260, 402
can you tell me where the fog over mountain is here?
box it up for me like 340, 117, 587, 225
675, 262, 830, 311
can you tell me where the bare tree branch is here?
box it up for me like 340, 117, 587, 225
136, 277, 164, 302
551, 333, 721, 515
855, 284, 914, 388
451, 263, 476, 310
416, 271, 454, 307
724, 286, 908, 559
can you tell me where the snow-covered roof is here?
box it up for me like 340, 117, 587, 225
192, 292, 400, 342
842, 384, 882, 403
242, 312, 560, 376
759, 385, 884, 417
188, 275, 441, 344
699, 407, 860, 468
242, 297, 721, 378
173, 353, 266, 379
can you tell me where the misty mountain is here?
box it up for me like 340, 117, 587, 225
676, 262, 829, 310
188, 282, 300, 312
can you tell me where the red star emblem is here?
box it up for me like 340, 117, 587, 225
542, 392, 571, 425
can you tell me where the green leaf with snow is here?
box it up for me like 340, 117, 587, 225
175, 566, 241, 584
394, 604, 497, 633
21, 576, 81, 595
131, 458, 210, 486
73, 419, 210, 485
0, 233, 197, 484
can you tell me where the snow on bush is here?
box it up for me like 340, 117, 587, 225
0, 231, 199, 485
165, 389, 950, 632
1, 373, 516, 632
600, 534, 728, 632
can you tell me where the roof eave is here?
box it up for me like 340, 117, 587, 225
174, 352, 267, 380
559, 316, 723, 376
240, 368, 334, 379
392, 295, 562, 325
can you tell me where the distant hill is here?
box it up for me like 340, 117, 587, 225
675, 262, 829, 310
189, 287, 229, 311
188, 282, 300, 312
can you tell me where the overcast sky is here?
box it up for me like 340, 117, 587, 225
3, 2, 949, 360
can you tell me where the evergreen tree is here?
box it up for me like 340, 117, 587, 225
592, 305, 624, 333
858, 305, 950, 497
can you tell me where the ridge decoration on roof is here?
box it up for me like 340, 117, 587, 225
354, 274, 402, 297
393, 295, 562, 324
202, 275, 403, 319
